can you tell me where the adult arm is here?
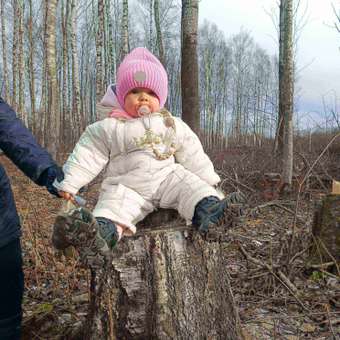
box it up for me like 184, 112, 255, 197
0, 97, 61, 189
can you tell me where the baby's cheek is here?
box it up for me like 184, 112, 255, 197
152, 101, 160, 112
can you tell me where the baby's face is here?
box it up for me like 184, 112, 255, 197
124, 87, 160, 117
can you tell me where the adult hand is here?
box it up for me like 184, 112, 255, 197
37, 165, 64, 197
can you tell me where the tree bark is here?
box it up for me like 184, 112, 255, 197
0, 0, 10, 102
274, 0, 286, 154
39, 0, 48, 146
181, 0, 200, 135
311, 195, 340, 269
27, 0, 36, 133
45, 0, 60, 159
73, 214, 243, 339
120, 0, 129, 61
70, 0, 82, 139
96, 0, 105, 103
280, 0, 294, 186
154, 0, 165, 66
12, 0, 19, 110
61, 0, 69, 144
17, 0, 25, 118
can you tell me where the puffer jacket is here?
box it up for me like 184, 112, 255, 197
54, 112, 221, 199
0, 98, 56, 248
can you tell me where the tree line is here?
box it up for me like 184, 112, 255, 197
0, 0, 285, 151
0, 0, 298, 186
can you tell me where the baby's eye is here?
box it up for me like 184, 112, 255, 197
130, 89, 139, 94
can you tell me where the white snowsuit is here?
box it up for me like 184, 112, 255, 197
54, 109, 221, 236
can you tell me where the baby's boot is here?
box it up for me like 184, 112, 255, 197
192, 192, 245, 233
53, 208, 119, 267
53, 207, 97, 250
93, 217, 120, 253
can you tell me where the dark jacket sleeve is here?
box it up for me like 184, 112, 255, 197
0, 97, 55, 183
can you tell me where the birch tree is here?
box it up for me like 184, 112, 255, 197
229, 31, 253, 142
27, 0, 36, 132
12, 0, 19, 110
104, 0, 114, 83
0, 0, 283, 154
0, 0, 9, 101
61, 0, 69, 129
154, 0, 165, 66
121, 0, 129, 60
181, 0, 200, 134
45, 0, 60, 158
96, 0, 105, 102
279, 0, 294, 186
70, 0, 82, 138
17, 0, 25, 117
40, 0, 48, 143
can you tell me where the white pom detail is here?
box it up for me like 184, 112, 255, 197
134, 71, 147, 82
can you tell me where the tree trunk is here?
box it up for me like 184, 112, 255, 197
181, 0, 200, 135
274, 0, 286, 154
70, 0, 82, 139
73, 215, 243, 339
96, 0, 105, 103
12, 0, 19, 110
61, 0, 69, 144
39, 0, 48, 146
149, 0, 153, 50
45, 0, 60, 159
154, 0, 165, 67
27, 0, 36, 133
17, 0, 25, 119
279, 0, 294, 187
0, 0, 10, 102
310, 195, 340, 271
104, 0, 112, 84
120, 0, 129, 61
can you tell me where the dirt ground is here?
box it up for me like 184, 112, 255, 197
1, 154, 339, 339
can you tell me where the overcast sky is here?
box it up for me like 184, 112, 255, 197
199, 0, 340, 125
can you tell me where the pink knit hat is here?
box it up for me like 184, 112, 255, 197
116, 47, 168, 109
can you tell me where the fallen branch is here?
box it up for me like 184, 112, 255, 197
249, 200, 305, 223
237, 243, 309, 311
220, 171, 256, 193
287, 132, 340, 269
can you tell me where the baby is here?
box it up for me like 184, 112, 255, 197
53, 47, 243, 259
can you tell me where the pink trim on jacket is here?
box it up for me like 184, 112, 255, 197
100, 85, 134, 120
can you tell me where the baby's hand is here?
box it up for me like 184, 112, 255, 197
58, 191, 76, 204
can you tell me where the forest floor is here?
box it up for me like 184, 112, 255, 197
2, 151, 339, 340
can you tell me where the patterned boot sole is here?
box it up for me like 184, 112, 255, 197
53, 208, 111, 269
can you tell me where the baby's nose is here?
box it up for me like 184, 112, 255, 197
139, 93, 149, 101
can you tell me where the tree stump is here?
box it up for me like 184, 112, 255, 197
73, 210, 243, 340
311, 195, 340, 268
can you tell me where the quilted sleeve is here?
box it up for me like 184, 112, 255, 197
53, 118, 117, 194
174, 118, 220, 186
